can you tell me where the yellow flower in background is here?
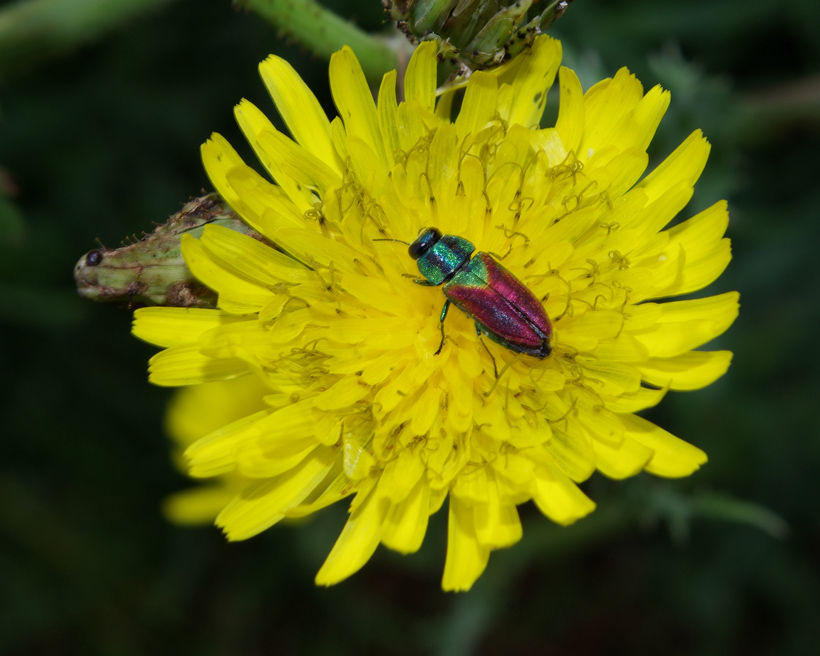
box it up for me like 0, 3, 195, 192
133, 36, 737, 591
162, 375, 270, 525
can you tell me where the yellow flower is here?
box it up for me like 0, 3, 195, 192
133, 37, 737, 591
161, 376, 271, 525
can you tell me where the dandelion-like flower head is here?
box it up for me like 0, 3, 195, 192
135, 38, 737, 590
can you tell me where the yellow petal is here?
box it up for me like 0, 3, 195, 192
576, 358, 642, 396
181, 234, 273, 313
163, 485, 235, 525
284, 468, 354, 518
636, 130, 710, 203
455, 71, 498, 139
435, 88, 455, 122
232, 100, 315, 212
133, 307, 244, 348
632, 292, 739, 358
254, 128, 341, 197
345, 136, 390, 191
404, 40, 437, 114
200, 224, 311, 285
555, 66, 584, 155
428, 124, 460, 222
218, 446, 335, 540
603, 386, 667, 413
600, 147, 649, 199
165, 376, 270, 447
315, 486, 387, 585
410, 385, 443, 435
329, 115, 348, 161
593, 435, 653, 479
504, 36, 562, 129
246, 398, 319, 446
272, 227, 360, 275
638, 350, 733, 390
451, 464, 489, 504
236, 437, 318, 478
531, 464, 596, 525
442, 496, 490, 592
558, 309, 624, 346
184, 408, 270, 477
258, 55, 342, 174
201, 132, 301, 231
225, 164, 305, 234
148, 344, 248, 387
593, 335, 650, 363
381, 477, 430, 554
396, 100, 431, 151
531, 127, 568, 167
579, 67, 644, 160
626, 180, 693, 237
473, 474, 522, 549
377, 69, 399, 168
577, 403, 625, 447
622, 414, 707, 477
614, 83, 670, 152
664, 200, 732, 296
329, 46, 387, 166
671, 239, 732, 297
669, 199, 729, 248
543, 427, 596, 483
313, 376, 371, 411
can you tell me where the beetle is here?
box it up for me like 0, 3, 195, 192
377, 227, 552, 364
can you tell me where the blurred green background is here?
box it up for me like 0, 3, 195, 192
1, 0, 819, 654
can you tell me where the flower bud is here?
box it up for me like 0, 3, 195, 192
383, 0, 572, 69
74, 194, 256, 308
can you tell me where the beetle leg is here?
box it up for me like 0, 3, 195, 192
405, 273, 437, 286
435, 300, 450, 355
475, 323, 499, 378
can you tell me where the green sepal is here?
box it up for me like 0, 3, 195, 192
384, 0, 572, 71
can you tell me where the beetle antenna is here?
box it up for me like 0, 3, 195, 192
373, 238, 410, 245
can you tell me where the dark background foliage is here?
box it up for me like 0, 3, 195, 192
1, 0, 818, 654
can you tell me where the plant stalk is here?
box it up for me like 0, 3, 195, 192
238, 0, 398, 84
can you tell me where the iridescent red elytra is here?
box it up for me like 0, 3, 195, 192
381, 228, 552, 360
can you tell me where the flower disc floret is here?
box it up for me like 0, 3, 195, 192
133, 37, 737, 591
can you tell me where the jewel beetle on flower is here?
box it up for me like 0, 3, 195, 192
378, 227, 552, 364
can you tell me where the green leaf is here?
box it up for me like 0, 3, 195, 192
0, 194, 24, 243
692, 492, 789, 539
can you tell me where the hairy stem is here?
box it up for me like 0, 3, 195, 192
238, 0, 398, 84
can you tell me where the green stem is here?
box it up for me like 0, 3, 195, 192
0, 0, 177, 80
238, 0, 398, 84
736, 75, 820, 142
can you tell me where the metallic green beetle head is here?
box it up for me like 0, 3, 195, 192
408, 227, 442, 260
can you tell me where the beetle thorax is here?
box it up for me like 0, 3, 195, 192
417, 234, 476, 285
